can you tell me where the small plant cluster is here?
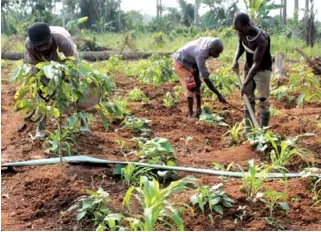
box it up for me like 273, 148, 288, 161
121, 115, 152, 137
190, 183, 234, 221
123, 176, 196, 231
202, 66, 237, 100
271, 63, 321, 107
12, 55, 114, 158
247, 128, 315, 167
241, 160, 290, 224
163, 91, 179, 108
70, 176, 197, 231
127, 87, 150, 104
137, 137, 177, 165
68, 188, 124, 231
121, 163, 156, 187
198, 105, 229, 127
224, 120, 246, 146
125, 55, 177, 85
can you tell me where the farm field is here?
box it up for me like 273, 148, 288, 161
2, 0, 321, 231
1, 57, 321, 231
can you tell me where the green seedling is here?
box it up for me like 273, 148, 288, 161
137, 137, 177, 165
261, 189, 290, 218
163, 91, 178, 108
190, 183, 234, 217
121, 163, 155, 187
121, 115, 152, 137
123, 176, 197, 231
127, 87, 146, 102
198, 105, 229, 127
224, 120, 246, 146
68, 187, 123, 230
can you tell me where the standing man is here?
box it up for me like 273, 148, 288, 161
232, 12, 272, 129
25, 22, 92, 139
173, 37, 227, 119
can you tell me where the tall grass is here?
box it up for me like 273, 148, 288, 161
2, 32, 321, 62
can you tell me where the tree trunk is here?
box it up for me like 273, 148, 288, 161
275, 52, 286, 78
280, 0, 283, 23
305, 0, 309, 14
62, 0, 66, 27
1, 51, 173, 61
118, 0, 122, 32
156, 0, 159, 18
294, 0, 299, 21
282, 0, 287, 25
194, 0, 199, 26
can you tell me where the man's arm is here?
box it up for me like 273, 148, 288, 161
243, 37, 267, 86
232, 37, 245, 74
196, 55, 226, 103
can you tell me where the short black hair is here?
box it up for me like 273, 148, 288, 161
233, 12, 250, 26
28, 22, 51, 46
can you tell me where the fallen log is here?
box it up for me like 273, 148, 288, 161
1, 51, 173, 61
295, 48, 321, 75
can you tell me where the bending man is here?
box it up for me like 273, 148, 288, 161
173, 37, 226, 119
25, 22, 91, 139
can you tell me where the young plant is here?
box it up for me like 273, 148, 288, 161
289, 66, 321, 107
68, 187, 122, 230
271, 85, 295, 103
121, 115, 152, 137
202, 66, 237, 99
224, 120, 246, 146
198, 105, 229, 127
261, 189, 290, 218
312, 177, 321, 206
270, 106, 284, 117
123, 176, 197, 231
180, 136, 193, 146
44, 129, 77, 156
96, 96, 130, 130
12, 55, 113, 164
121, 163, 155, 187
127, 87, 146, 102
190, 183, 234, 216
137, 137, 177, 165
163, 91, 178, 108
125, 55, 177, 85
242, 160, 268, 199
247, 128, 282, 155
267, 134, 314, 167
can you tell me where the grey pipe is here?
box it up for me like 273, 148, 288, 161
1, 155, 319, 179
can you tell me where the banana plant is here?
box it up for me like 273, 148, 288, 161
243, 0, 284, 25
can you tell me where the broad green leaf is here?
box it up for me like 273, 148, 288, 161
213, 204, 224, 215
43, 65, 55, 80
14, 86, 30, 101
76, 211, 87, 221
279, 202, 290, 212
10, 66, 23, 83
210, 197, 221, 206
95, 224, 105, 231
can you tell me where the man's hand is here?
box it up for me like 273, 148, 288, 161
232, 62, 239, 75
241, 84, 249, 96
217, 94, 227, 104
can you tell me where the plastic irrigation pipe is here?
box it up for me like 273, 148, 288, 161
2, 155, 319, 179
235, 74, 259, 128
